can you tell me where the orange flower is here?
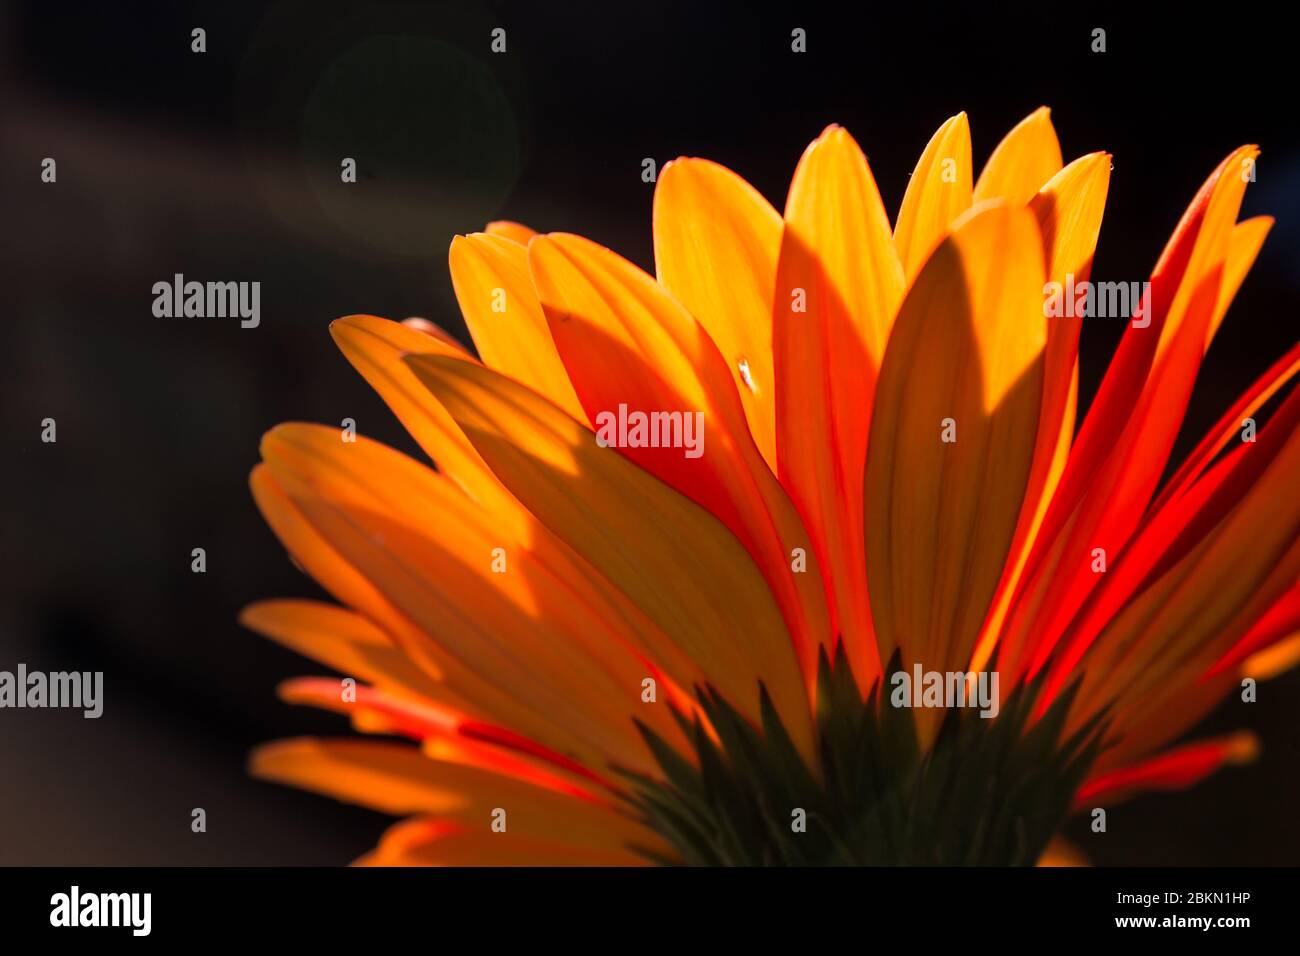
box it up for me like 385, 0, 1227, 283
243, 108, 1300, 865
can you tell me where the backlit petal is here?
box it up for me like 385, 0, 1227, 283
404, 353, 816, 760
450, 233, 585, 419
653, 157, 782, 468
973, 107, 1063, 206
529, 231, 831, 689
485, 220, 537, 244
894, 112, 973, 282
773, 125, 903, 682
865, 204, 1046, 702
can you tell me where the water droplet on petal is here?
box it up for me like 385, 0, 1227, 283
737, 358, 757, 393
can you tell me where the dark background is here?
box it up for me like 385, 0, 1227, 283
2, 1, 1297, 864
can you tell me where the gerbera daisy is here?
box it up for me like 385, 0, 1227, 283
243, 108, 1300, 866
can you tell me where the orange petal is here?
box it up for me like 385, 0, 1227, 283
1155, 146, 1258, 354
249, 464, 457, 686
970, 153, 1110, 673
1216, 583, 1300, 677
252, 738, 655, 855
781, 125, 904, 363
329, 315, 518, 522
773, 125, 903, 682
894, 112, 973, 282
251, 738, 468, 816
1241, 631, 1300, 681
258, 423, 682, 772
1037, 836, 1089, 867
1207, 215, 1272, 348
240, 599, 444, 699
399, 317, 470, 350
276, 678, 613, 799
1033, 152, 1113, 280
404, 352, 815, 761
864, 203, 1046, 703
485, 220, 537, 244
653, 157, 782, 468
528, 231, 831, 691
973, 107, 1063, 206
450, 233, 585, 419
332, 316, 709, 722
355, 816, 654, 866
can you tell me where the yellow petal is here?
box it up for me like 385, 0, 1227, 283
450, 233, 586, 419
653, 157, 782, 468
773, 125, 903, 683
1032, 152, 1112, 279
865, 204, 1046, 697
404, 352, 815, 761
783, 125, 904, 363
970, 154, 1110, 672
894, 112, 973, 282
973, 107, 1063, 206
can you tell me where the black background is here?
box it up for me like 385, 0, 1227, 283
2, 0, 1298, 865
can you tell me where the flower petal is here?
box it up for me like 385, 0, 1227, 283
485, 220, 537, 244
653, 157, 782, 468
258, 423, 686, 772
1043, 380, 1300, 732
329, 315, 515, 520
528, 231, 831, 691
894, 112, 973, 282
450, 233, 586, 419
971, 153, 1111, 671
252, 738, 656, 857
240, 599, 444, 699
1216, 583, 1300, 677
973, 107, 1063, 206
773, 125, 904, 683
1207, 215, 1273, 347
1061, 420, 1300, 740
1074, 733, 1258, 809
404, 352, 816, 760
356, 816, 654, 866
864, 203, 1046, 697
1153, 339, 1300, 514
1241, 631, 1300, 681
1000, 147, 1257, 681
276, 678, 613, 799
250, 463, 455, 685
